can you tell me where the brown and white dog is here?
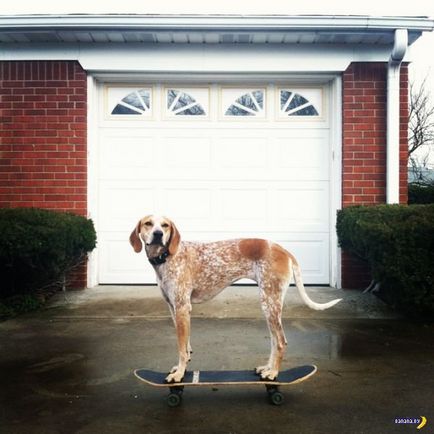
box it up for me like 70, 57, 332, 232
130, 215, 341, 383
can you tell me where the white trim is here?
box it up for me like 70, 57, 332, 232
330, 76, 342, 289
0, 42, 399, 71
87, 74, 99, 288
94, 72, 337, 84
90, 73, 337, 286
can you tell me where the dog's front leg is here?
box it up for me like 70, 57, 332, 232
167, 303, 192, 363
166, 304, 191, 383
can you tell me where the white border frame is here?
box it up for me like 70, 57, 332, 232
87, 74, 99, 288
329, 76, 342, 289
87, 72, 341, 288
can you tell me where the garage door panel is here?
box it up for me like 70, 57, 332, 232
219, 188, 268, 223
99, 184, 157, 231
215, 136, 268, 169
272, 136, 328, 180
270, 183, 329, 232
166, 136, 212, 168
161, 188, 212, 219
98, 238, 150, 284
283, 236, 329, 280
99, 134, 156, 178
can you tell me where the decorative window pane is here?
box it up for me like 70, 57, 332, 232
166, 89, 206, 116
226, 105, 255, 116
252, 91, 264, 109
112, 105, 142, 115
110, 88, 152, 116
291, 105, 318, 116
279, 89, 319, 117
223, 89, 265, 118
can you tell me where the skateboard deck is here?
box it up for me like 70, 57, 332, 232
134, 365, 317, 406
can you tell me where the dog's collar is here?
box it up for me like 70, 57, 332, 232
148, 250, 169, 266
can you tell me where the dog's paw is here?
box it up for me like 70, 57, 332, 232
165, 369, 185, 383
255, 364, 270, 376
169, 365, 178, 374
259, 368, 279, 381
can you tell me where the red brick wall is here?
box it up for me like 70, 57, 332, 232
341, 62, 409, 289
0, 61, 88, 288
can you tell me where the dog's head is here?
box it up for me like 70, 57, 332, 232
129, 215, 180, 255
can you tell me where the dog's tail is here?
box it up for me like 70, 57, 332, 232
292, 260, 342, 311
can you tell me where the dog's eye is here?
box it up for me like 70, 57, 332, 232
161, 223, 169, 229
144, 221, 153, 227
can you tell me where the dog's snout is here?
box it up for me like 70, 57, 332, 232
152, 230, 163, 241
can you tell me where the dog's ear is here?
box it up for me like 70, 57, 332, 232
168, 220, 181, 255
129, 220, 143, 253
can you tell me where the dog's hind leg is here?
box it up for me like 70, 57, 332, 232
256, 281, 288, 381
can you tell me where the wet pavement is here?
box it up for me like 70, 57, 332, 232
1, 287, 433, 434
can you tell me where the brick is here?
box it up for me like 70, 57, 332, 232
0, 60, 88, 288
341, 62, 408, 287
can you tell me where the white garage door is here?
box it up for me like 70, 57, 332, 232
97, 83, 330, 284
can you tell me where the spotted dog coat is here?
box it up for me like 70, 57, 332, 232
130, 215, 342, 383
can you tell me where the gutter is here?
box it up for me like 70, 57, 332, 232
386, 28, 408, 204
0, 14, 433, 32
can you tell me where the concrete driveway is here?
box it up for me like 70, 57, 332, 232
1, 286, 433, 434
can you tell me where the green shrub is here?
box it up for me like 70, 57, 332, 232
0, 208, 96, 297
337, 205, 434, 317
408, 183, 434, 204
0, 294, 44, 320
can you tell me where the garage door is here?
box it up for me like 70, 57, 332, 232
97, 83, 330, 284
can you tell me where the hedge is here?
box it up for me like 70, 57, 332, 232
0, 208, 96, 297
336, 205, 434, 317
408, 183, 434, 204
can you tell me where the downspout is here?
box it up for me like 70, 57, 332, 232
386, 28, 408, 204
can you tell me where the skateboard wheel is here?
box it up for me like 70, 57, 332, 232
167, 392, 182, 407
269, 391, 284, 406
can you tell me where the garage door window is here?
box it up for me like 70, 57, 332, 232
224, 89, 264, 117
166, 90, 205, 116
107, 86, 323, 120
165, 88, 209, 117
222, 88, 266, 118
279, 88, 322, 118
111, 88, 152, 115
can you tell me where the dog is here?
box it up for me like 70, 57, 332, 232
129, 215, 341, 383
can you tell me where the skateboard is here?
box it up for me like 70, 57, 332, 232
134, 365, 317, 407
